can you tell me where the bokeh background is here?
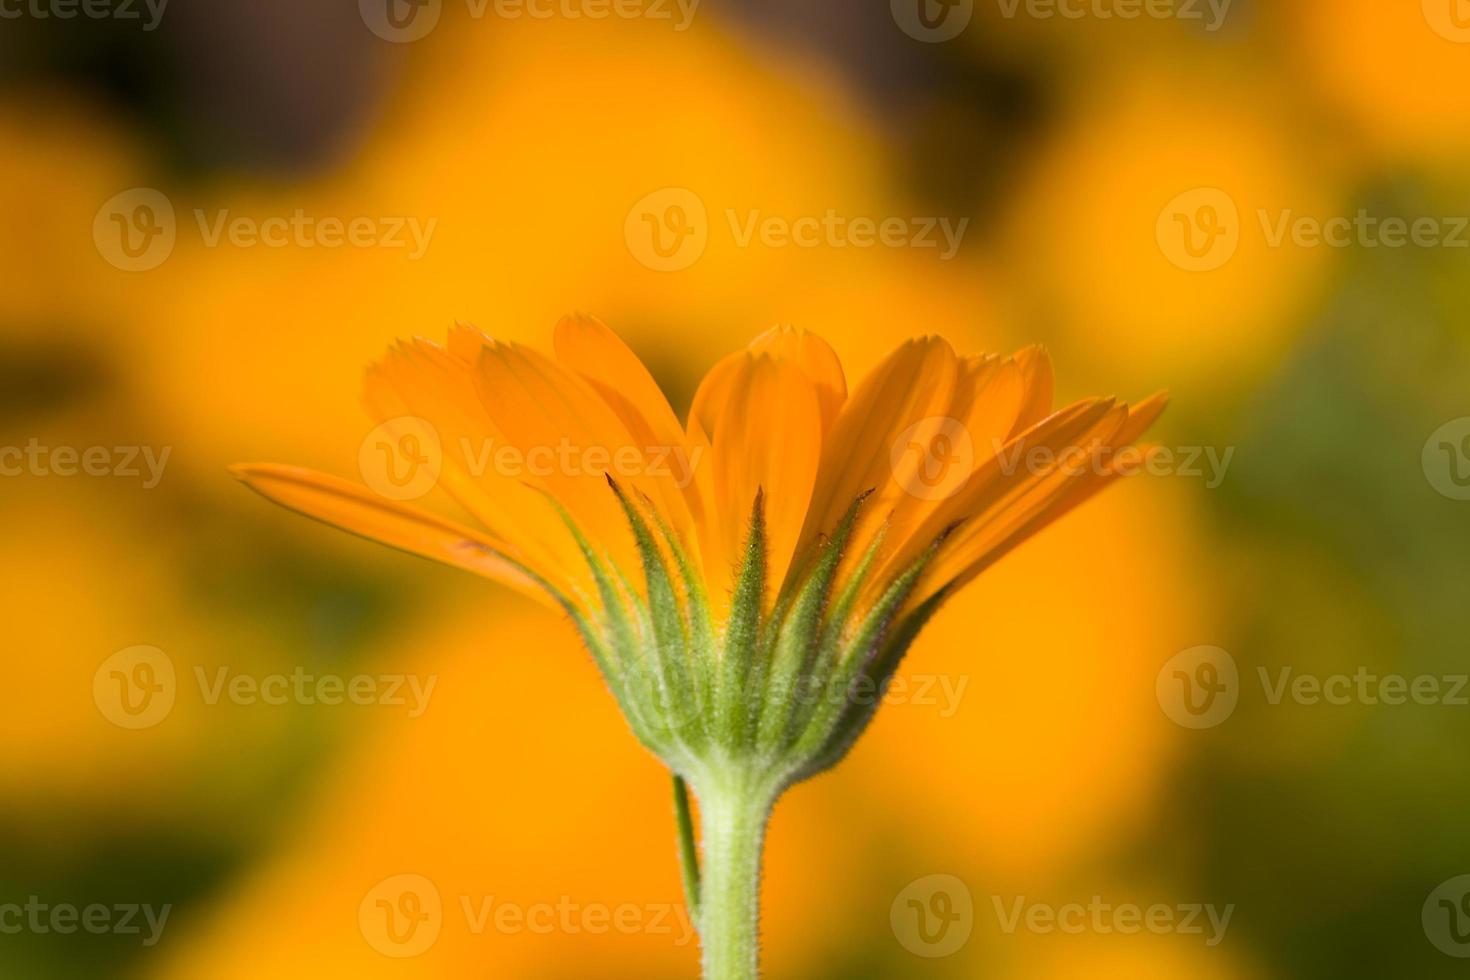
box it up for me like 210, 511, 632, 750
4, 0, 1470, 976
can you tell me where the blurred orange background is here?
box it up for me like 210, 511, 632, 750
3, 1, 1469, 977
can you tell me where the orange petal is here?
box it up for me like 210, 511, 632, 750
364, 340, 585, 593
230, 464, 556, 607
1011, 345, 1055, 434
747, 325, 848, 437
797, 336, 960, 566
708, 354, 822, 603
552, 314, 701, 553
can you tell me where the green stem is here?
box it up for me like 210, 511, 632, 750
695, 774, 776, 980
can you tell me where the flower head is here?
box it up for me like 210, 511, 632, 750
233, 316, 1165, 788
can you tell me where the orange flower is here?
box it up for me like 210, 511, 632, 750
232, 315, 1164, 979
235, 316, 1161, 623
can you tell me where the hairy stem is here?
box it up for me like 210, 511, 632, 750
695, 772, 776, 980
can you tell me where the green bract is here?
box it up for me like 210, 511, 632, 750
553, 479, 953, 980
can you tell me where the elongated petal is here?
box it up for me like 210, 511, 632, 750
365, 339, 586, 593
710, 355, 822, 605
1011, 345, 1055, 434
471, 340, 664, 583
553, 314, 702, 550
797, 337, 960, 567
230, 463, 555, 607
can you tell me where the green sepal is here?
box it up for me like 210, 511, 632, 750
786, 525, 955, 770
635, 488, 719, 744
754, 490, 869, 752
716, 491, 766, 749
787, 585, 951, 785
608, 476, 706, 753
536, 488, 675, 759
779, 519, 887, 751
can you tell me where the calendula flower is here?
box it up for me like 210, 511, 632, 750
233, 316, 1165, 980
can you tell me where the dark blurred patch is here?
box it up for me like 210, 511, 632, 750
0, 811, 242, 979
724, 0, 1049, 215
0, 0, 390, 175
0, 334, 113, 428
620, 323, 707, 421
